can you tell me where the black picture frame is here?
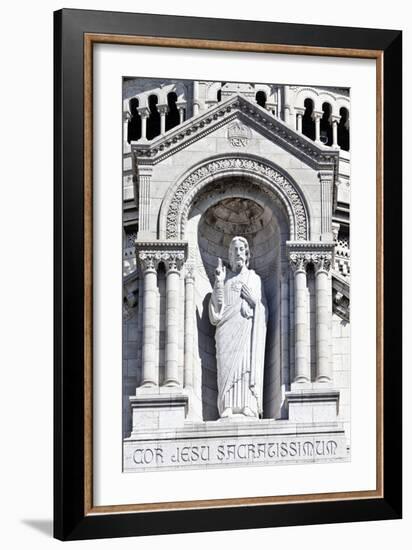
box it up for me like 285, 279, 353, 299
54, 8, 402, 541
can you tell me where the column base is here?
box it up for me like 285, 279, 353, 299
163, 379, 180, 388
290, 379, 312, 391
285, 389, 339, 422
131, 387, 188, 434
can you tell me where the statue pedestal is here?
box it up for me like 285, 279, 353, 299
130, 387, 188, 434
285, 389, 340, 422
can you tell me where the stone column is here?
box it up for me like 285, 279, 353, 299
295, 107, 304, 133
184, 263, 195, 389
163, 250, 186, 387
137, 252, 159, 387
193, 81, 200, 116
283, 85, 291, 125
289, 253, 310, 383
176, 101, 186, 124
313, 254, 333, 383
331, 115, 340, 147
137, 107, 150, 140
313, 111, 323, 143
318, 170, 334, 239
123, 110, 131, 153
158, 104, 169, 135
277, 87, 282, 117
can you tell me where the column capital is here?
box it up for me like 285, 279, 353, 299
157, 103, 169, 115
287, 241, 335, 271
331, 114, 341, 124
313, 253, 333, 275
137, 164, 154, 177
295, 106, 305, 116
312, 110, 323, 121
185, 261, 196, 281
123, 110, 131, 122
137, 251, 158, 273
332, 222, 340, 242
163, 251, 186, 273
317, 169, 334, 183
176, 100, 187, 110
137, 106, 150, 119
136, 241, 188, 272
289, 252, 310, 274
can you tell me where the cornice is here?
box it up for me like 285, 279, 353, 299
286, 241, 335, 253
135, 240, 188, 251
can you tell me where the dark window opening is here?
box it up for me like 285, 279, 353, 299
128, 97, 141, 142
320, 102, 333, 146
147, 95, 160, 141
166, 92, 180, 132
338, 107, 350, 151
256, 91, 267, 108
302, 98, 316, 141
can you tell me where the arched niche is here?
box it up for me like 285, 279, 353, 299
183, 177, 291, 421
159, 155, 310, 242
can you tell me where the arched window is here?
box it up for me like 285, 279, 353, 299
216, 83, 226, 103
128, 97, 141, 142
147, 94, 160, 141
320, 102, 333, 146
165, 92, 180, 132
338, 107, 350, 151
256, 90, 267, 108
302, 98, 316, 141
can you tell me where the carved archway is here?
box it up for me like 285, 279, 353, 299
159, 154, 310, 241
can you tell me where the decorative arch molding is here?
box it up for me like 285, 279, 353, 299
159, 154, 310, 241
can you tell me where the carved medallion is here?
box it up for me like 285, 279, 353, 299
227, 121, 252, 147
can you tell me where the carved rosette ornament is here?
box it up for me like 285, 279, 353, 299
165, 157, 308, 241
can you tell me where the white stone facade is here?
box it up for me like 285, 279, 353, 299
122, 78, 350, 471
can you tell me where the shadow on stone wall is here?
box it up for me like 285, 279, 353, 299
197, 292, 219, 421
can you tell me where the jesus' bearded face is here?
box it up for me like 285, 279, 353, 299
229, 237, 249, 272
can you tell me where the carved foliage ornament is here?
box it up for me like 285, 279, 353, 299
138, 250, 185, 272
165, 158, 308, 240
289, 251, 333, 274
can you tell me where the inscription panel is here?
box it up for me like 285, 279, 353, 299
124, 432, 348, 472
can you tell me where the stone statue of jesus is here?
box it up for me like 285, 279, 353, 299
209, 236, 267, 419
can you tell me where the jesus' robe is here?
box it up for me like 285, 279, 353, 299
209, 266, 267, 418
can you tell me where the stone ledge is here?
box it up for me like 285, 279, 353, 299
285, 389, 340, 422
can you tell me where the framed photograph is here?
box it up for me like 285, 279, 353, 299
54, 8, 402, 541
